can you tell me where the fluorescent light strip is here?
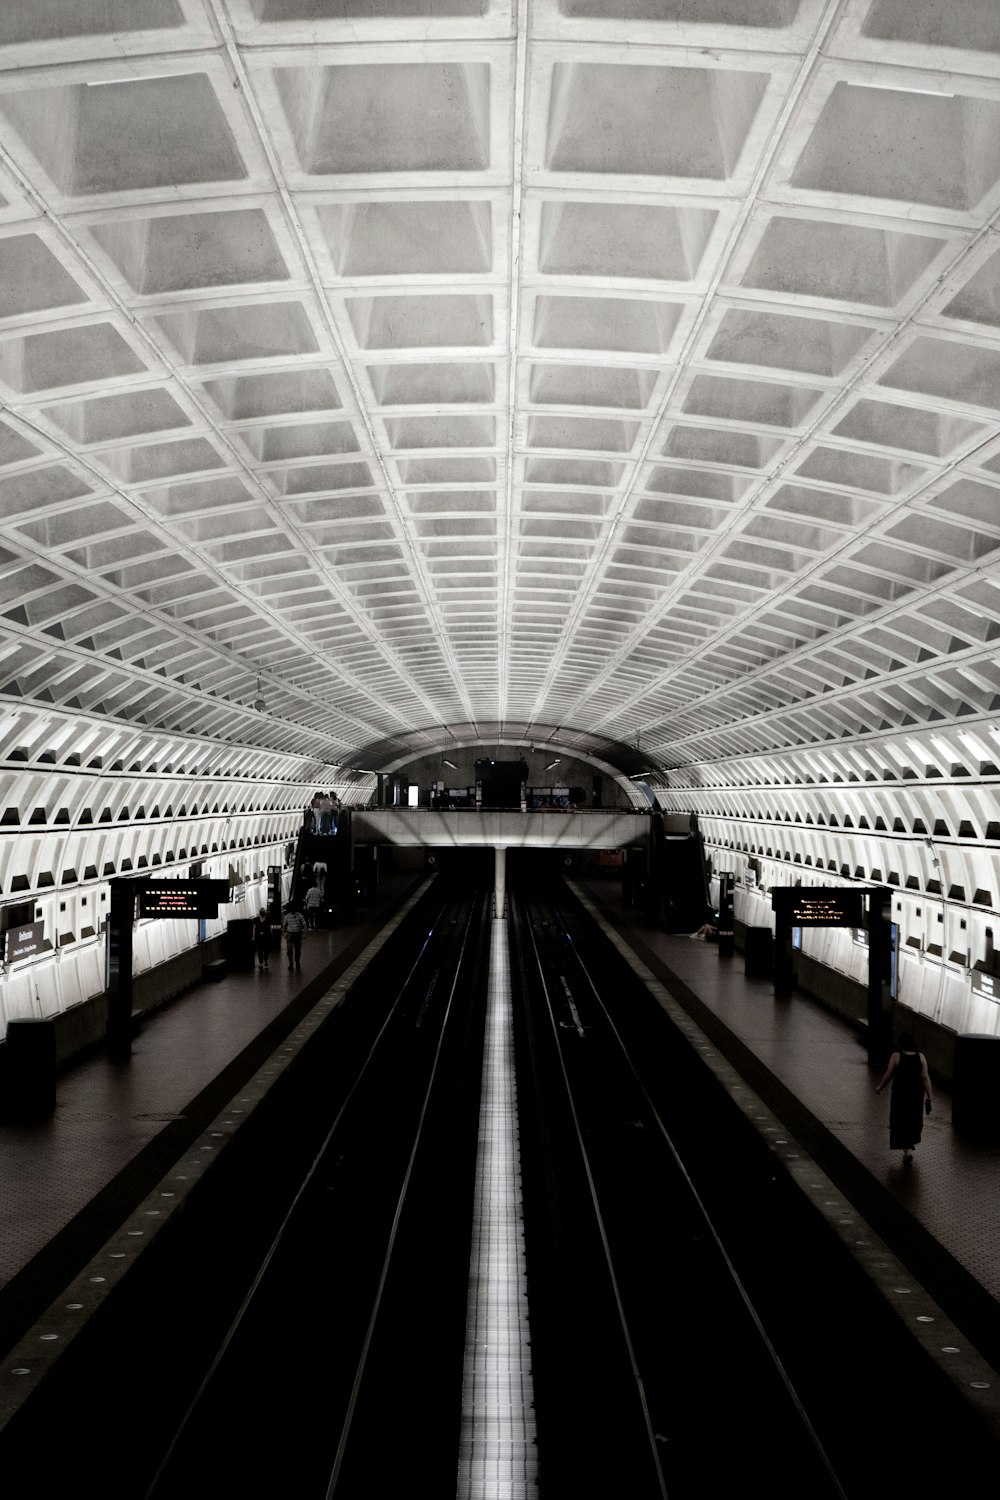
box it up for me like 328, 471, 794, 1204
456, 920, 537, 1499
86, 74, 183, 86
859, 81, 955, 96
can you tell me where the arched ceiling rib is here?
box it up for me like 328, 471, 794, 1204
0, 1, 1000, 792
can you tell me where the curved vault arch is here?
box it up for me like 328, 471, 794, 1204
0, 4, 999, 1032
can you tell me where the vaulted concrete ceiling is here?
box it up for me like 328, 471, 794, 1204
2, 1, 1000, 786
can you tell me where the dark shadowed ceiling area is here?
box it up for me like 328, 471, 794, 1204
2, 1, 1000, 796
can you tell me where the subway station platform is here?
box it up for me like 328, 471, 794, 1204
576, 876, 1000, 1397
0, 872, 424, 1359
1, 869, 998, 1453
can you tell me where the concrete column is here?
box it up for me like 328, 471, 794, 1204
107, 878, 136, 1061
494, 846, 506, 919
867, 886, 894, 1066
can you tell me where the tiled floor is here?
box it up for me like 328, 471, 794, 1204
577, 878, 1000, 1342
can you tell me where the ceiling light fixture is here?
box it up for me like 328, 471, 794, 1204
443, 758, 458, 769
545, 759, 561, 771
86, 73, 180, 86
861, 81, 954, 97
253, 674, 266, 713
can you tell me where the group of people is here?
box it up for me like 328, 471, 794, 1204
250, 901, 311, 972
250, 840, 336, 974
305, 791, 341, 836
299, 858, 328, 927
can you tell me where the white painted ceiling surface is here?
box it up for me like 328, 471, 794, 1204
2, 0, 1000, 798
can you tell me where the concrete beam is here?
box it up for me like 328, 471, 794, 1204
352, 809, 649, 850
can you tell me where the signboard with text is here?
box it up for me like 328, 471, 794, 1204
4, 920, 44, 964
971, 970, 998, 1001
770, 886, 865, 927
138, 880, 230, 919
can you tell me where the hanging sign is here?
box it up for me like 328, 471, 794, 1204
138, 880, 230, 919
770, 886, 865, 927
4, 920, 44, 963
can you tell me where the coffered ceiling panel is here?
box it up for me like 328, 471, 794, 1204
0, 0, 999, 792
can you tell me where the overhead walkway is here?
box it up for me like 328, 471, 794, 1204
353, 807, 649, 850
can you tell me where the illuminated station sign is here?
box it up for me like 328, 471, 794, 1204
770, 887, 865, 928
137, 880, 230, 919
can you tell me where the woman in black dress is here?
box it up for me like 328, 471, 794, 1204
875, 1030, 933, 1164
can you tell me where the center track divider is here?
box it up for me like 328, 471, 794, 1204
457, 915, 538, 1498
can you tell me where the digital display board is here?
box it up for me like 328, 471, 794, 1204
138, 880, 230, 919
4, 920, 44, 964
771, 887, 865, 927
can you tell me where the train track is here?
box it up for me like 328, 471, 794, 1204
140, 882, 491, 1499
5, 869, 996, 1497
511, 881, 998, 1498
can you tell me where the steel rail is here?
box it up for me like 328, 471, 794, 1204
143, 889, 471, 1499
517, 891, 671, 1500
323, 893, 483, 1498
540, 893, 849, 1500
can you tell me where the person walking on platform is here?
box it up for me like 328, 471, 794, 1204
303, 882, 322, 930
282, 903, 307, 971
875, 1030, 933, 1165
252, 908, 272, 971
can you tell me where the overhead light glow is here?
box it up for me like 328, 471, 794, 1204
860, 81, 954, 96
86, 73, 181, 86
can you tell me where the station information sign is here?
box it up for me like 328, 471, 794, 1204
971, 969, 998, 1001
138, 879, 230, 919
4, 920, 44, 964
770, 886, 865, 927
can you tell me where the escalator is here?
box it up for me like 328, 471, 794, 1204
291, 810, 353, 926
647, 811, 710, 932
